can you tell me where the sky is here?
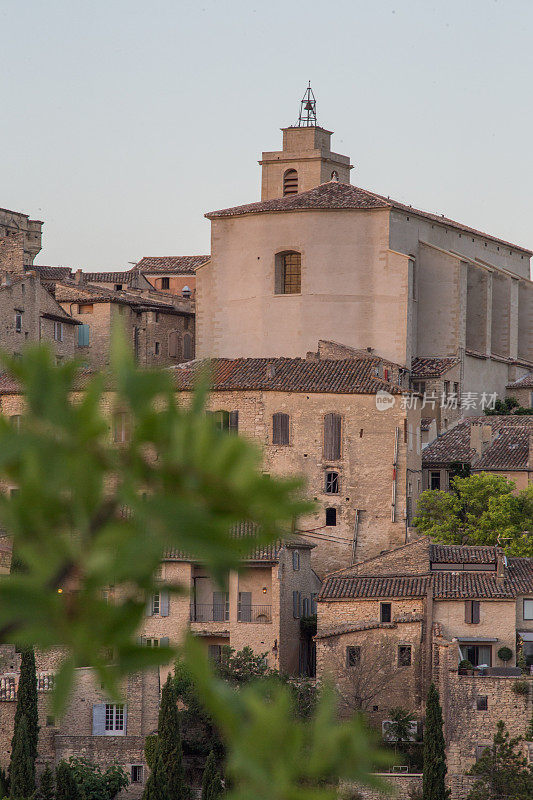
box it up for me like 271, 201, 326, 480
0, 0, 532, 270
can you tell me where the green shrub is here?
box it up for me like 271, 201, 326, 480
498, 647, 513, 663
458, 660, 473, 670
512, 680, 530, 697
144, 735, 158, 769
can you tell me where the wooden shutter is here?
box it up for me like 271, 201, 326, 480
213, 591, 226, 621
472, 600, 480, 624
122, 705, 128, 735
229, 411, 239, 433
273, 413, 289, 445
239, 591, 252, 622
323, 414, 341, 460
160, 637, 169, 647
92, 703, 106, 735
160, 590, 169, 617
465, 601, 473, 624
137, 636, 146, 646
145, 596, 153, 617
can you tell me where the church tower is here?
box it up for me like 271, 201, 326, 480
259, 84, 353, 201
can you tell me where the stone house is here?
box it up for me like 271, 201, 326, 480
196, 119, 533, 406
316, 539, 533, 797
422, 415, 533, 491
0, 207, 43, 266
139, 532, 321, 680
133, 255, 210, 299
0, 645, 158, 799
410, 357, 462, 434
506, 372, 533, 408
172, 352, 422, 574
49, 279, 195, 369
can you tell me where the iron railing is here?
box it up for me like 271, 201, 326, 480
237, 604, 272, 623
190, 604, 229, 623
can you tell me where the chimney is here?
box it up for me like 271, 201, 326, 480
75, 269, 84, 285
470, 422, 493, 458
496, 547, 507, 582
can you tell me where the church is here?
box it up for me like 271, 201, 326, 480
196, 87, 533, 411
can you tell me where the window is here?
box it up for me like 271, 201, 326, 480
323, 413, 342, 460
476, 696, 488, 711
272, 412, 290, 445
292, 550, 300, 571
430, 471, 441, 490
523, 600, 533, 620
168, 331, 182, 359
346, 646, 361, 667
131, 766, 143, 783
398, 645, 412, 667
325, 507, 337, 526
105, 704, 124, 732
161, 277, 170, 290
115, 284, 123, 291
454, 382, 459, 396
274, 251, 301, 295
15, 312, 22, 333
293, 590, 301, 619
443, 380, 450, 398
152, 592, 160, 615
476, 745, 490, 761
413, 381, 426, 395
78, 304, 93, 314
380, 602, 392, 623
211, 410, 239, 433
154, 341, 160, 355
465, 600, 481, 624
113, 412, 130, 444
283, 169, 298, 195
460, 644, 492, 667
311, 593, 317, 614
183, 333, 194, 360
325, 471, 339, 494
78, 323, 90, 347
54, 321, 63, 342
208, 644, 222, 663
46, 716, 55, 727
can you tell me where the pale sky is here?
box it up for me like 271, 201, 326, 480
1, 0, 532, 270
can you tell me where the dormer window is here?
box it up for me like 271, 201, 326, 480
283, 169, 298, 195
275, 252, 301, 295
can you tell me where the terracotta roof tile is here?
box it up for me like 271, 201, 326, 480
411, 357, 460, 378
83, 271, 137, 284
52, 281, 182, 313
134, 256, 209, 274
472, 427, 532, 471
206, 181, 532, 254
30, 265, 73, 281
172, 357, 403, 395
422, 416, 533, 467
430, 544, 498, 565
507, 373, 533, 390
318, 575, 429, 600
315, 614, 424, 639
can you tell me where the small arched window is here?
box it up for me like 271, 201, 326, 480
283, 169, 298, 196
331, 170, 339, 180
272, 412, 290, 445
183, 333, 194, 361
275, 252, 301, 295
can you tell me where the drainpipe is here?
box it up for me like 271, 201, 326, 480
391, 427, 399, 522
351, 510, 359, 564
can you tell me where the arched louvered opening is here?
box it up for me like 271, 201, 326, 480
283, 169, 298, 196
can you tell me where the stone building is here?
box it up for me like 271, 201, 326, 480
139, 532, 320, 680
133, 255, 210, 299
0, 207, 43, 266
0, 647, 158, 799
172, 351, 422, 574
506, 372, 533, 408
316, 539, 533, 798
421, 415, 533, 491
196, 112, 533, 408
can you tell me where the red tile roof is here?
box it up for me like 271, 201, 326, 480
411, 357, 460, 378
30, 265, 73, 281
507, 373, 533, 390
206, 181, 532, 254
472, 427, 532, 471
172, 357, 404, 395
422, 416, 533, 468
83, 271, 137, 284
134, 256, 209, 274
315, 614, 424, 640
52, 280, 184, 314
430, 544, 499, 565
319, 575, 429, 600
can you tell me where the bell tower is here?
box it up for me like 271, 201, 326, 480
259, 83, 353, 201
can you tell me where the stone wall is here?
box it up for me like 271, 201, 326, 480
343, 774, 422, 800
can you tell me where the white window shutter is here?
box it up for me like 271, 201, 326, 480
160, 637, 169, 647
92, 703, 106, 735
145, 596, 153, 617
160, 590, 169, 617
122, 704, 128, 735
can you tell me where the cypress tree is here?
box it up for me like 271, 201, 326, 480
142, 751, 168, 800
36, 764, 55, 800
422, 683, 448, 800
13, 649, 39, 763
0, 766, 9, 798
55, 761, 81, 800
159, 674, 190, 799
9, 715, 34, 799
201, 751, 217, 800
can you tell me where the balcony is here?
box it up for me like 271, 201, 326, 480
237, 604, 272, 624
190, 603, 229, 623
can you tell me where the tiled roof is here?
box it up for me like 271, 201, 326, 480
206, 181, 532, 254
52, 281, 182, 313
422, 416, 533, 467
507, 373, 533, 390
473, 427, 532, 471
430, 544, 498, 565
411, 357, 460, 378
432, 570, 519, 600
315, 614, 424, 640
30, 265, 73, 281
83, 271, 137, 284
318, 575, 429, 600
172, 357, 403, 395
134, 256, 209, 274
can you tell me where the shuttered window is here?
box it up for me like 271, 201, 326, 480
465, 600, 480, 624
168, 331, 182, 359
283, 169, 298, 195
293, 590, 301, 619
323, 413, 341, 460
283, 253, 301, 293
183, 333, 194, 360
272, 412, 290, 445
78, 324, 90, 347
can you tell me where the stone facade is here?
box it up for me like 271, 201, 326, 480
0, 208, 42, 266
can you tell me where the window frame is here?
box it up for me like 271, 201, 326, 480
398, 645, 412, 667
272, 412, 290, 445
476, 695, 488, 711
104, 703, 124, 733
524, 599, 533, 620
323, 413, 342, 461
274, 251, 301, 295
131, 765, 144, 784
54, 321, 63, 342
283, 169, 298, 196
346, 646, 361, 668
292, 550, 300, 571
430, 471, 441, 490
325, 507, 337, 526
15, 312, 22, 333
325, 471, 339, 494
380, 602, 392, 623
465, 599, 481, 625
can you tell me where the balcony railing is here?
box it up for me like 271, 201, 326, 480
190, 604, 229, 623
237, 604, 272, 624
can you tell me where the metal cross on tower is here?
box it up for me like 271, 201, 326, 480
297, 82, 317, 127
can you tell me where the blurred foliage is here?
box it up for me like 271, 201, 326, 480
414, 473, 533, 555
67, 758, 129, 800
0, 340, 390, 797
